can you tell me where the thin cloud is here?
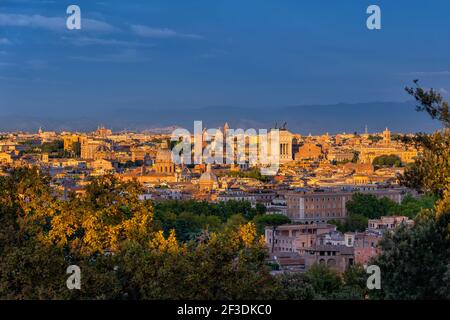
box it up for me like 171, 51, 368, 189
26, 59, 48, 70
83, 18, 118, 33
0, 13, 117, 33
0, 38, 11, 45
69, 49, 151, 63
0, 75, 26, 82
62, 36, 153, 48
1, 0, 56, 3
407, 71, 450, 76
201, 49, 229, 59
0, 62, 15, 68
131, 25, 203, 39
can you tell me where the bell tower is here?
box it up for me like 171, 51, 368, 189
383, 128, 391, 145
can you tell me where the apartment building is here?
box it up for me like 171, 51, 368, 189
265, 223, 336, 254
368, 215, 414, 232
285, 188, 406, 224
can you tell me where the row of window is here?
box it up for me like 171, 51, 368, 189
304, 197, 341, 202
305, 204, 340, 209
303, 213, 341, 218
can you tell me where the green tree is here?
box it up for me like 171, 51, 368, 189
405, 79, 449, 128
46, 174, 154, 255
0, 240, 71, 300
228, 168, 271, 182
372, 154, 402, 167
305, 264, 342, 299
40, 140, 64, 154
390, 193, 437, 219
371, 81, 450, 300
276, 264, 367, 300
0, 168, 68, 299
399, 130, 450, 197
330, 214, 368, 233
341, 264, 367, 299
277, 272, 316, 300
0, 167, 281, 300
255, 202, 267, 215
155, 199, 261, 225
352, 151, 360, 163
336, 193, 437, 229
226, 214, 248, 229
154, 199, 263, 242
0, 167, 57, 240
368, 135, 382, 143
347, 193, 398, 219
400, 80, 450, 197
116, 223, 279, 299
371, 210, 450, 299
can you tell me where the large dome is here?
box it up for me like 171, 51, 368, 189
156, 147, 172, 163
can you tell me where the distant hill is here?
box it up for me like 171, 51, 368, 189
0, 101, 442, 134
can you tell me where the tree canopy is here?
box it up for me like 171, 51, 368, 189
400, 80, 450, 197
0, 168, 279, 299
347, 193, 398, 219
372, 154, 402, 167
370, 81, 450, 300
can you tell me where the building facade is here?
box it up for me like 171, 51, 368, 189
285, 188, 406, 223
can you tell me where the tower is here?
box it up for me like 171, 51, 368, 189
383, 128, 391, 145
277, 127, 294, 163
223, 122, 229, 135
223, 122, 230, 164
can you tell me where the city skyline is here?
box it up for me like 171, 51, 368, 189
1, 0, 450, 131
0, 100, 444, 134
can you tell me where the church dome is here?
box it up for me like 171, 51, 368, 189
199, 170, 218, 183
198, 165, 218, 192
156, 147, 173, 163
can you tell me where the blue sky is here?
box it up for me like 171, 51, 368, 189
0, 0, 450, 122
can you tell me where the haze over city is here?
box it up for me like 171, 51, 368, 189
1, 0, 449, 133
